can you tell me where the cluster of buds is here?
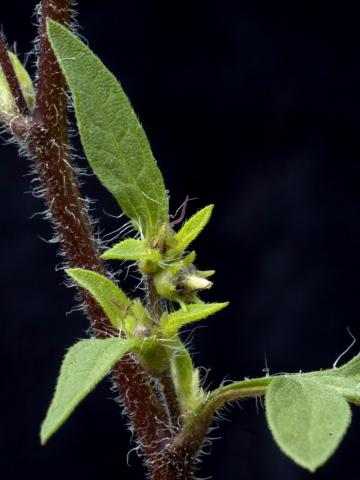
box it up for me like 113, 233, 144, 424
102, 205, 216, 308
153, 261, 214, 305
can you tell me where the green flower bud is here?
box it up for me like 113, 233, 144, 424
153, 268, 178, 301
139, 257, 161, 275
153, 261, 214, 304
131, 298, 153, 328
124, 299, 155, 338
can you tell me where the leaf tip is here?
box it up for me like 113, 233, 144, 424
217, 301, 230, 311
307, 464, 318, 473
40, 422, 50, 446
200, 203, 214, 220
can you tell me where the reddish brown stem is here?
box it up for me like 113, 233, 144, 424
0, 33, 28, 113
28, 0, 172, 467
152, 447, 194, 480
6, 1, 208, 478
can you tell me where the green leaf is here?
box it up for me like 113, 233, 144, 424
66, 268, 130, 329
171, 205, 213, 253
306, 353, 360, 403
171, 342, 203, 415
41, 338, 140, 444
265, 376, 351, 472
135, 338, 172, 374
47, 20, 168, 238
161, 302, 228, 337
101, 238, 161, 262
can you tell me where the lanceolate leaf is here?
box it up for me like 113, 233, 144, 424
47, 20, 169, 238
40, 338, 141, 444
66, 268, 130, 330
265, 376, 351, 472
101, 238, 161, 262
161, 302, 228, 337
171, 205, 214, 253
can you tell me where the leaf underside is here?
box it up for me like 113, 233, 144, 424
265, 376, 351, 472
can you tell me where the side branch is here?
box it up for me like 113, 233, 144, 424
159, 369, 181, 428
171, 378, 269, 461
0, 33, 28, 113
147, 277, 181, 428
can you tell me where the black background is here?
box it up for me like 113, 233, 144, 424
1, 1, 360, 479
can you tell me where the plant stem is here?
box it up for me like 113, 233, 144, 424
8, 0, 172, 469
2, 2, 217, 478
174, 380, 269, 459
159, 369, 181, 428
0, 33, 28, 113
147, 276, 181, 428
147, 276, 163, 320
152, 448, 194, 480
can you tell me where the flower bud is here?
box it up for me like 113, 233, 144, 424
153, 261, 214, 304
132, 325, 152, 338
180, 274, 212, 292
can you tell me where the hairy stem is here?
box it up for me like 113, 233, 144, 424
0, 33, 28, 113
147, 276, 163, 320
2, 2, 215, 478
147, 276, 181, 428
174, 379, 269, 458
151, 448, 194, 480
159, 369, 181, 429
16, 0, 172, 468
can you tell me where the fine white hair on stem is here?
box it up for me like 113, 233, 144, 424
333, 326, 357, 369
262, 352, 270, 377
169, 196, 198, 220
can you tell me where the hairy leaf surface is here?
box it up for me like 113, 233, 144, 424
171, 205, 213, 253
266, 376, 351, 472
41, 338, 140, 444
47, 20, 168, 238
306, 353, 360, 403
161, 302, 228, 336
101, 238, 161, 262
66, 268, 130, 329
